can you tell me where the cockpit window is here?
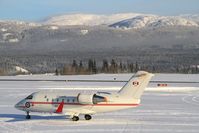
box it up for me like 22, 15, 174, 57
25, 95, 33, 99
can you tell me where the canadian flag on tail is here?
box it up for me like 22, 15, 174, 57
132, 81, 139, 86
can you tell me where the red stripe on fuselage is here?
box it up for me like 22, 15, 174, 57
30, 102, 139, 106
17, 106, 26, 108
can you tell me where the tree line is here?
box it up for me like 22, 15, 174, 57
57, 59, 199, 75
0, 58, 198, 75
59, 59, 138, 75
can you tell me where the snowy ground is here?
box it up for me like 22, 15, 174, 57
0, 73, 199, 133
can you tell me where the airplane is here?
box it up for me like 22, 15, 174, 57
15, 71, 154, 121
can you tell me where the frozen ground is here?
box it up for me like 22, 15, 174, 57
0, 74, 199, 133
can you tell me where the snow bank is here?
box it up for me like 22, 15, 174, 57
15, 66, 29, 74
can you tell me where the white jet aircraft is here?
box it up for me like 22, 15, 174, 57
15, 71, 154, 121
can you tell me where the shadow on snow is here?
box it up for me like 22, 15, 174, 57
0, 113, 67, 122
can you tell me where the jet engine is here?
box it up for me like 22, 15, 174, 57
77, 93, 107, 104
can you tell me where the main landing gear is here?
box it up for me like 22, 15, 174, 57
71, 114, 92, 121
26, 111, 31, 119
84, 114, 92, 120
72, 116, 79, 121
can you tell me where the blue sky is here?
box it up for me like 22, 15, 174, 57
0, 0, 199, 21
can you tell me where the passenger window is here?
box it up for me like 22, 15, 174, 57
72, 99, 75, 103
67, 99, 70, 102
44, 95, 47, 98
57, 99, 59, 102
62, 99, 64, 102
47, 98, 49, 102
25, 95, 33, 99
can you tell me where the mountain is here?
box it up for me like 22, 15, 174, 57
180, 14, 199, 24
42, 13, 140, 26
0, 13, 199, 74
43, 13, 198, 29
110, 15, 198, 29
1, 13, 198, 44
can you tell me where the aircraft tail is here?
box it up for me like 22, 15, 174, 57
118, 71, 154, 99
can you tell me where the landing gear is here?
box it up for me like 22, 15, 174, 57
26, 111, 31, 119
71, 116, 79, 121
71, 114, 92, 121
84, 114, 92, 120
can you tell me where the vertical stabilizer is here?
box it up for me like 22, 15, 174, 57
118, 71, 154, 99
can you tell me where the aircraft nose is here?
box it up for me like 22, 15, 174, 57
15, 100, 26, 110
15, 101, 21, 109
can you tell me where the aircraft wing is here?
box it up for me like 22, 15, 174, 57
54, 102, 95, 115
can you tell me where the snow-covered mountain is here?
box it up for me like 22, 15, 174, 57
0, 13, 199, 74
110, 15, 198, 29
0, 13, 199, 44
180, 14, 199, 24
42, 13, 140, 26
1, 13, 198, 31
43, 13, 198, 29
0, 20, 41, 43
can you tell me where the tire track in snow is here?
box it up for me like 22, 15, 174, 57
182, 94, 199, 106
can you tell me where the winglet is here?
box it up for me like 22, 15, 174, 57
55, 102, 64, 113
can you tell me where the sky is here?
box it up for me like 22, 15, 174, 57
0, 0, 199, 21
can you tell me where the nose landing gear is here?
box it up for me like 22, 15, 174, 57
26, 111, 31, 119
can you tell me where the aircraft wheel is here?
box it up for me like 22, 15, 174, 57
26, 115, 31, 119
26, 111, 31, 119
72, 116, 79, 121
85, 114, 92, 120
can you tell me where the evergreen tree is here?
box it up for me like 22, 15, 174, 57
110, 59, 118, 73
119, 62, 123, 73
135, 62, 139, 72
79, 60, 83, 68
88, 59, 93, 74
102, 59, 109, 73
71, 60, 78, 74
152, 66, 156, 73
72, 60, 77, 68
196, 65, 199, 73
55, 68, 59, 75
92, 60, 97, 74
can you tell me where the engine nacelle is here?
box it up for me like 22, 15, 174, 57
77, 93, 106, 105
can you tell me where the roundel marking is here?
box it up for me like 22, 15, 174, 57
25, 102, 30, 108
